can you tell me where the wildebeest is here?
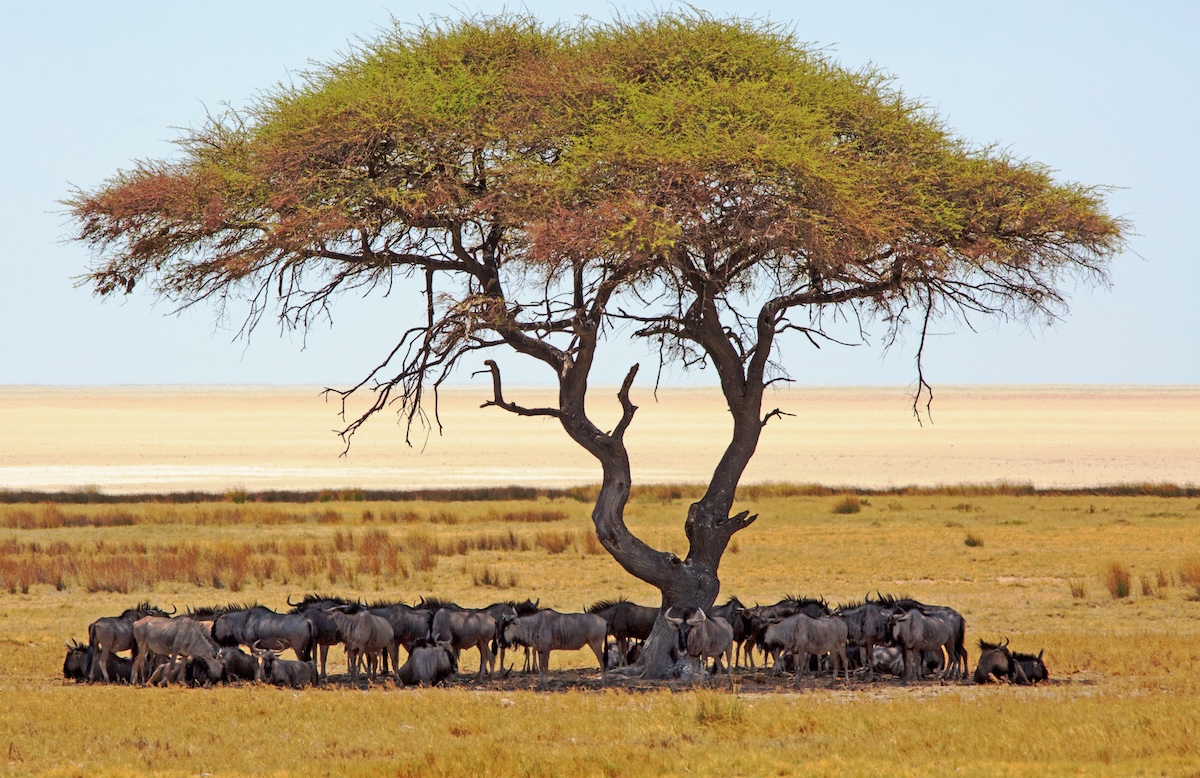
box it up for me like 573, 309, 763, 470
212, 605, 316, 664
761, 612, 849, 684
500, 609, 608, 687
86, 601, 173, 682
836, 600, 889, 679
1013, 649, 1048, 684
431, 606, 498, 680
219, 645, 261, 682
65, 639, 131, 682
891, 608, 964, 681
329, 605, 395, 684
875, 595, 968, 679
252, 643, 317, 688
664, 608, 735, 680
396, 638, 457, 687
131, 616, 224, 686
710, 597, 749, 668
586, 598, 657, 667
744, 596, 830, 669
287, 594, 361, 681
364, 600, 434, 675
974, 638, 1022, 684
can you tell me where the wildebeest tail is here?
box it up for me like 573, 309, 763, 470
954, 619, 968, 669
302, 618, 316, 663
85, 623, 96, 679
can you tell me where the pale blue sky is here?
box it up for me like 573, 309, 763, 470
2, 1, 1196, 387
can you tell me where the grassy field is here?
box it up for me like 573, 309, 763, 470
2, 488, 1199, 776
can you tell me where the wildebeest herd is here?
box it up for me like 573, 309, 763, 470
63, 592, 1048, 690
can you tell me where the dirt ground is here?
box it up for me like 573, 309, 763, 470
1, 384, 1197, 493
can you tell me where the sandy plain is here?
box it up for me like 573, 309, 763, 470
1, 384, 1196, 493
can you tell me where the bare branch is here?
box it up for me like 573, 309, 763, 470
474, 359, 563, 419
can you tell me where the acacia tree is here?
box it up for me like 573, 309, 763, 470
71, 14, 1125, 676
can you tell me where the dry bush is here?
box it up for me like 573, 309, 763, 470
1139, 575, 1157, 597
1069, 579, 1088, 598
535, 531, 573, 554
1180, 558, 1200, 599
315, 510, 343, 524
1103, 562, 1132, 599
831, 496, 861, 515
429, 511, 460, 525
581, 531, 605, 555
964, 533, 984, 548
471, 565, 520, 589
380, 509, 422, 523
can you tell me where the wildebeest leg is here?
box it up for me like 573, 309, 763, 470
319, 644, 329, 682
587, 638, 606, 682
537, 650, 551, 689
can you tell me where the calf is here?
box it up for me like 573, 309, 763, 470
664, 608, 734, 679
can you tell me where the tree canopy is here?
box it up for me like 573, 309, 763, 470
71, 13, 1125, 676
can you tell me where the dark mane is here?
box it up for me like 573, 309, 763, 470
287, 593, 360, 613
1011, 650, 1041, 662
489, 598, 541, 616
835, 599, 869, 612
366, 598, 408, 609
978, 638, 1007, 652
120, 601, 166, 618
417, 596, 459, 612
720, 595, 744, 608
586, 598, 631, 614
781, 595, 828, 609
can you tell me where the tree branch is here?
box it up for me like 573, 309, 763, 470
474, 359, 563, 418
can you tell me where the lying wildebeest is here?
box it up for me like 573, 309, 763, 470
836, 600, 890, 680
65, 639, 130, 682
220, 645, 261, 682
252, 642, 317, 688
329, 605, 395, 684
586, 598, 657, 668
664, 607, 735, 680
431, 606, 497, 680
86, 601, 173, 682
891, 608, 964, 681
396, 638, 457, 687
131, 616, 224, 686
1013, 649, 1049, 684
212, 605, 316, 664
366, 600, 434, 675
500, 609, 608, 687
761, 612, 849, 685
974, 638, 1025, 684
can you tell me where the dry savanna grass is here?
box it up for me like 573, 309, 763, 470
2, 489, 1200, 775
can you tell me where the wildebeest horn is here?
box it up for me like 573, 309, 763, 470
287, 594, 302, 607
166, 604, 177, 615
687, 608, 707, 626
663, 607, 683, 626
1002, 636, 1010, 648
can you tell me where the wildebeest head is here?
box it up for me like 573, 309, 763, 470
63, 639, 89, 681
663, 607, 706, 653
1012, 648, 1048, 684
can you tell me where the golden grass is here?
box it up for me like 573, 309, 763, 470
3, 490, 1200, 775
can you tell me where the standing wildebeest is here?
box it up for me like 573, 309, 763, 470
329, 605, 395, 684
396, 638, 458, 687
86, 602, 172, 682
500, 609, 608, 687
131, 616, 224, 686
891, 609, 964, 681
287, 594, 360, 681
212, 605, 316, 664
761, 612, 849, 684
1013, 649, 1048, 684
836, 600, 889, 679
874, 595, 968, 678
252, 643, 317, 688
744, 596, 830, 669
710, 597, 749, 668
431, 606, 498, 680
664, 608, 735, 680
586, 598, 657, 667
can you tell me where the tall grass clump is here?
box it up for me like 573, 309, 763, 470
535, 531, 573, 554
471, 565, 519, 589
694, 691, 747, 727
1103, 562, 1132, 599
1069, 578, 1088, 599
964, 532, 984, 548
1180, 558, 1200, 600
831, 496, 861, 515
